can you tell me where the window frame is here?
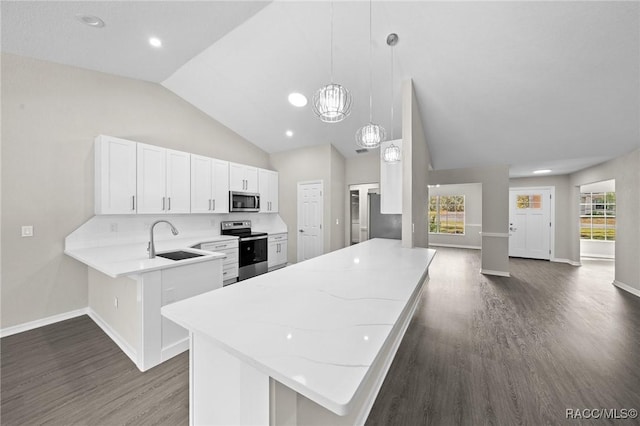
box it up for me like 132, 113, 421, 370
580, 191, 616, 241
429, 194, 466, 236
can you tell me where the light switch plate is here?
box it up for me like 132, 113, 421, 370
21, 225, 33, 237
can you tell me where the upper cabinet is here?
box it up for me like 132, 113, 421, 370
258, 169, 279, 213
95, 135, 137, 215
229, 162, 258, 193
191, 155, 229, 213
380, 139, 403, 214
136, 143, 190, 214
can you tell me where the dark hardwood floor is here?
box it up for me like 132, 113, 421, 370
2, 248, 639, 425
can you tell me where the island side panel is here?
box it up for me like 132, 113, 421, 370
88, 268, 139, 363
191, 332, 270, 426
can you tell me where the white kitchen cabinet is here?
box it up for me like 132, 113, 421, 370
137, 143, 190, 214
191, 155, 229, 213
201, 239, 238, 284
380, 139, 403, 214
229, 162, 258, 192
95, 135, 138, 214
259, 169, 279, 213
268, 233, 287, 270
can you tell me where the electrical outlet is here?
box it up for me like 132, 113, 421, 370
21, 226, 33, 237
110, 223, 118, 232
114, 297, 118, 309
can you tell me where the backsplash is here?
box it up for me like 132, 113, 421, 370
65, 213, 286, 250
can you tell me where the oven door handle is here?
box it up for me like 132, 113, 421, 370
241, 235, 267, 242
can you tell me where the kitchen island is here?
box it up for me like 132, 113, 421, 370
162, 238, 436, 425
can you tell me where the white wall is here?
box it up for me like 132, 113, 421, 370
402, 79, 431, 249
1, 53, 271, 329
429, 183, 482, 249
569, 149, 640, 292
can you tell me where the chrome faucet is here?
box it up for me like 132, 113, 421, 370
148, 220, 179, 259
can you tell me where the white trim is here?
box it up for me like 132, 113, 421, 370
551, 258, 582, 266
581, 254, 615, 260
87, 308, 138, 368
429, 243, 481, 250
0, 308, 88, 338
161, 337, 190, 362
480, 232, 510, 238
612, 280, 640, 298
481, 269, 511, 277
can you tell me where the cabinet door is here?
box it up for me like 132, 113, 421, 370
268, 241, 278, 268
277, 241, 288, 265
212, 159, 229, 213
95, 135, 137, 214
258, 169, 271, 212
166, 149, 191, 214
137, 143, 166, 214
191, 154, 213, 213
245, 166, 259, 193
269, 171, 279, 213
229, 162, 245, 192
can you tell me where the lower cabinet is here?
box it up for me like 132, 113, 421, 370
268, 233, 288, 270
200, 239, 239, 285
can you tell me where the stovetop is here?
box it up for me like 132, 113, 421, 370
220, 220, 267, 239
223, 230, 267, 239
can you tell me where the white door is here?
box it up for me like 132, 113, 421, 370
509, 188, 552, 259
297, 181, 323, 262
94, 135, 137, 214
229, 162, 245, 191
269, 172, 279, 213
244, 166, 259, 193
165, 149, 191, 214
258, 168, 271, 212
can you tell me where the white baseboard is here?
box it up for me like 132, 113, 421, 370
429, 243, 481, 250
481, 269, 511, 277
161, 338, 189, 362
551, 258, 582, 266
581, 255, 615, 260
87, 308, 138, 366
613, 280, 640, 298
0, 308, 88, 338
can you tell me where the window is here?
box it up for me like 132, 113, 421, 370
516, 194, 542, 209
429, 195, 465, 234
580, 191, 615, 241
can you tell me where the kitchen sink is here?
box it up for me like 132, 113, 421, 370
157, 250, 205, 261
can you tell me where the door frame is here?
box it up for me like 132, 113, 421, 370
508, 186, 556, 260
297, 180, 324, 262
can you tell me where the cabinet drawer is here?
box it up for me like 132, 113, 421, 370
220, 250, 238, 265
268, 233, 287, 242
201, 241, 238, 251
223, 264, 238, 279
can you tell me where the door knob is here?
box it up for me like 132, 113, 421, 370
509, 227, 517, 231
299, 229, 304, 233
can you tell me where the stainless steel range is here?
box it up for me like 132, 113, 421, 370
221, 220, 268, 281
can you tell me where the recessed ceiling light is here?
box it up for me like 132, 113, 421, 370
149, 37, 162, 48
288, 92, 307, 107
533, 169, 552, 174
76, 14, 105, 28
285, 130, 293, 137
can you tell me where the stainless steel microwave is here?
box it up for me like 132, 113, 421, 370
229, 191, 260, 212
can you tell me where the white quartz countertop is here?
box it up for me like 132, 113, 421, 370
64, 235, 237, 278
161, 238, 436, 416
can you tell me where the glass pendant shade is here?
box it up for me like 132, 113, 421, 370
312, 83, 352, 123
383, 143, 400, 163
356, 123, 386, 149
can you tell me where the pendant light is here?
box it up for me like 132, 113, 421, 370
356, 0, 386, 149
384, 33, 400, 163
312, 1, 352, 123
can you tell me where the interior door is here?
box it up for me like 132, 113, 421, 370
509, 189, 551, 259
297, 181, 323, 262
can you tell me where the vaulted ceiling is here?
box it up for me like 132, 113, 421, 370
3, 1, 639, 177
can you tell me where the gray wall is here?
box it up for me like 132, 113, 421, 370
429, 183, 482, 249
509, 174, 572, 260
569, 149, 640, 291
402, 79, 431, 249
430, 165, 510, 275
1, 54, 270, 328
269, 144, 346, 263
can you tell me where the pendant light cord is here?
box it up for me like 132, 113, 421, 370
391, 43, 394, 140
368, 0, 373, 124
330, 1, 334, 83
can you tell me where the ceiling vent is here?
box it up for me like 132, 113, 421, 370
355, 148, 369, 154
